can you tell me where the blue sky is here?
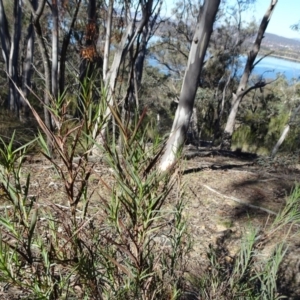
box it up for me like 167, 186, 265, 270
162, 0, 300, 39
247, 0, 300, 39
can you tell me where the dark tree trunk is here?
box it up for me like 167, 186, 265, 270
126, 0, 161, 112
59, 0, 82, 95
76, 0, 102, 119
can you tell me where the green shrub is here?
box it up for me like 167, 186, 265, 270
0, 80, 190, 299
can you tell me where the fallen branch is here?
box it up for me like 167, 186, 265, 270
183, 162, 254, 175
202, 184, 277, 215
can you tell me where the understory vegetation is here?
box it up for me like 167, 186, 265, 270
0, 79, 299, 299
0, 0, 300, 299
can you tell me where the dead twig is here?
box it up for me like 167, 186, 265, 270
202, 184, 277, 215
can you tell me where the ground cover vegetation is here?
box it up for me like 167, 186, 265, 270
0, 0, 300, 299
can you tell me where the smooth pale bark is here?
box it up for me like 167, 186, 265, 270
271, 125, 290, 158
92, 20, 134, 142
0, 0, 24, 116
213, 73, 232, 143
120, 0, 162, 131
0, 0, 11, 72
212, 17, 246, 143
0, 0, 35, 120
221, 0, 278, 150
21, 1, 36, 121
271, 104, 300, 158
8, 0, 22, 113
159, 0, 220, 171
103, 0, 113, 81
22, 23, 34, 99
51, 0, 59, 101
92, 0, 156, 154
0, 0, 11, 112
187, 107, 199, 145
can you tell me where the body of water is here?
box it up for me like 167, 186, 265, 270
149, 54, 300, 83
242, 56, 300, 82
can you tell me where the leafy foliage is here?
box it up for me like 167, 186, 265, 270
0, 80, 190, 299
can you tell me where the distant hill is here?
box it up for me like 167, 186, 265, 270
248, 33, 300, 61
156, 22, 300, 60
262, 33, 300, 52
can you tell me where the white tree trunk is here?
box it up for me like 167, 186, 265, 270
159, 0, 220, 171
271, 125, 290, 158
271, 103, 300, 158
0, 0, 11, 72
91, 0, 156, 154
103, 0, 113, 82
22, 20, 35, 99
92, 20, 134, 144
21, 4, 36, 121
8, 0, 22, 113
221, 0, 278, 150
51, 0, 59, 101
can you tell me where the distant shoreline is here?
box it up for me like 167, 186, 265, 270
260, 51, 300, 63
270, 54, 300, 63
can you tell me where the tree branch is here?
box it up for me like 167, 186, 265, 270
241, 77, 278, 98
253, 51, 274, 68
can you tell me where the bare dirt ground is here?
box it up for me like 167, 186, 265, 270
182, 148, 300, 299
1, 147, 300, 299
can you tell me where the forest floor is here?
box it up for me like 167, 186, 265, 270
182, 147, 300, 298
1, 144, 300, 299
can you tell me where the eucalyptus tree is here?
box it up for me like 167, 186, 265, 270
123, 0, 163, 121
0, 0, 45, 121
51, 0, 59, 102
103, 0, 113, 82
79, 0, 102, 81
91, 0, 163, 154
150, 0, 257, 144
269, 82, 300, 157
208, 0, 257, 142
0, 0, 22, 116
159, 0, 221, 171
152, 0, 198, 80
271, 104, 300, 158
0, 0, 10, 74
22, 0, 36, 119
59, 0, 82, 95
48, 0, 84, 127
76, 0, 103, 118
9, 0, 22, 114
24, 0, 84, 132
26, 0, 52, 132
221, 0, 278, 150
